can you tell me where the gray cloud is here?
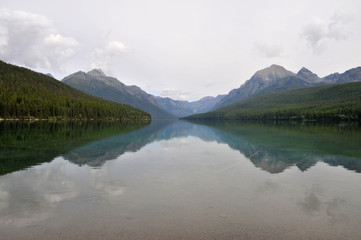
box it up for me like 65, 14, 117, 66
1, 0, 360, 101
0, 9, 78, 70
302, 14, 351, 53
256, 41, 283, 58
91, 41, 127, 71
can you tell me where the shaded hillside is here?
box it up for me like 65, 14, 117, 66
324, 67, 361, 84
62, 70, 175, 119
189, 95, 226, 113
0, 61, 150, 121
155, 97, 193, 117
185, 82, 361, 121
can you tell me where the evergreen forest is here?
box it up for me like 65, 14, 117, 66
0, 60, 151, 121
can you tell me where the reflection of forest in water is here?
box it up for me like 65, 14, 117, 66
199, 121, 361, 173
0, 120, 150, 175
1, 120, 361, 175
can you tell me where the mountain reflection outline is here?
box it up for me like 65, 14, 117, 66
65, 120, 361, 174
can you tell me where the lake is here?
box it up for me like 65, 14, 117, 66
1, 120, 361, 240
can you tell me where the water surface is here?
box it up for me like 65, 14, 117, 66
1, 120, 361, 239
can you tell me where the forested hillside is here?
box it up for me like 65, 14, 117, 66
62, 70, 176, 119
185, 82, 361, 121
0, 60, 150, 121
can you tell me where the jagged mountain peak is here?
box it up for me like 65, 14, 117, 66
62, 70, 176, 119
87, 69, 106, 77
252, 64, 295, 82
297, 67, 312, 74
297, 67, 320, 82
213, 65, 295, 110
297, 67, 317, 76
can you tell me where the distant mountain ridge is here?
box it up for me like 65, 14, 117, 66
62, 64, 361, 118
62, 70, 225, 118
213, 65, 361, 110
62, 70, 176, 119
155, 94, 225, 117
185, 82, 361, 121
0, 60, 150, 121
213, 65, 295, 109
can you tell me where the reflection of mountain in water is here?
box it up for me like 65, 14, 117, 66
63, 120, 361, 174
3, 120, 361, 175
0, 121, 148, 175
63, 120, 176, 166
64, 120, 222, 166
195, 121, 361, 173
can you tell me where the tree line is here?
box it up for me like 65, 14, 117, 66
0, 60, 151, 121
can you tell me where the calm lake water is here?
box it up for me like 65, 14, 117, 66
1, 120, 361, 240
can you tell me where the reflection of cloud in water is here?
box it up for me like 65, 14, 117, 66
90, 167, 126, 198
0, 157, 128, 227
299, 188, 348, 224
0, 158, 77, 227
299, 191, 321, 215
256, 180, 280, 194
159, 137, 193, 150
326, 198, 348, 225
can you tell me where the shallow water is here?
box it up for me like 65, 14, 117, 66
1, 120, 361, 239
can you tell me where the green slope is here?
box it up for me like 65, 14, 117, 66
62, 71, 176, 119
0, 60, 150, 121
185, 82, 361, 121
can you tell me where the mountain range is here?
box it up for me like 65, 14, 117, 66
2, 58, 361, 120
62, 70, 225, 118
155, 94, 226, 117
62, 64, 360, 119
62, 69, 175, 119
213, 64, 361, 110
186, 81, 361, 121
4, 119, 360, 175
0, 60, 150, 121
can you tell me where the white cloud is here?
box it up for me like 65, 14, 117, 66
256, 41, 283, 58
302, 13, 351, 53
44, 33, 78, 47
91, 41, 127, 70
0, 8, 78, 70
160, 88, 190, 101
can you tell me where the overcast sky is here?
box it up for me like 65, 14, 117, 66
1, 0, 360, 101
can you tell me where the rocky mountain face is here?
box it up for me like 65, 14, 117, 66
62, 70, 176, 119
189, 95, 226, 113
155, 97, 193, 117
256, 67, 322, 95
297, 67, 321, 83
324, 67, 361, 84
62, 65, 361, 118
213, 65, 295, 109
213, 65, 361, 110
62, 69, 225, 118
155, 94, 225, 117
